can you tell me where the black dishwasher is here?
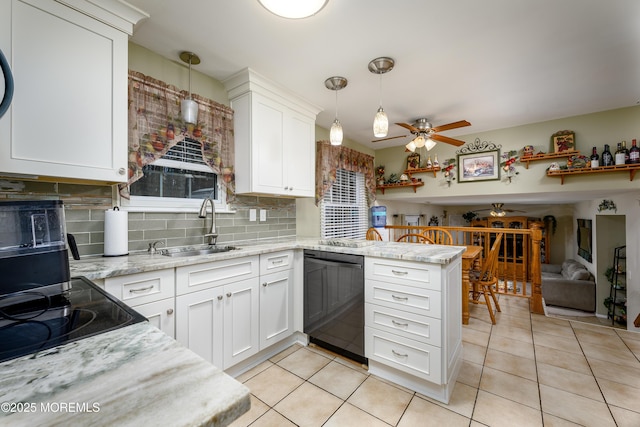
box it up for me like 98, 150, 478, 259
303, 250, 366, 365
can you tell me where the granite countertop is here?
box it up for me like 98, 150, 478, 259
0, 322, 250, 427
70, 238, 466, 280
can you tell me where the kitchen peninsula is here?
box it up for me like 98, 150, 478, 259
71, 238, 466, 404
0, 239, 464, 425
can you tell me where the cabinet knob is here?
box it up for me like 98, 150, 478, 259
289, 187, 293, 191
217, 295, 223, 300
284, 186, 289, 190
226, 292, 232, 297
166, 308, 174, 315
118, 167, 126, 175
262, 282, 267, 287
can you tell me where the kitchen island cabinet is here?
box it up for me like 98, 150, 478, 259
0, 0, 147, 184
0, 322, 250, 427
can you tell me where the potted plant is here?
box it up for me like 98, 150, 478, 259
462, 211, 478, 223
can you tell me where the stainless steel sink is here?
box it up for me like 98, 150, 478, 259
160, 245, 238, 257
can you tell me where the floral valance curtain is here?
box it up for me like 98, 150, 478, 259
315, 140, 376, 206
119, 71, 235, 200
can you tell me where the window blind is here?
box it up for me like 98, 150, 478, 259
320, 169, 368, 239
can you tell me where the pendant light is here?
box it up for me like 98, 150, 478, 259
368, 57, 394, 138
325, 76, 347, 146
258, 0, 328, 19
180, 51, 200, 125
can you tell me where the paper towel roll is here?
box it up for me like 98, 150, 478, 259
104, 208, 128, 256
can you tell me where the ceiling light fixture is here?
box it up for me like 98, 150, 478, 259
368, 57, 394, 138
179, 51, 200, 125
490, 204, 506, 217
258, 0, 328, 19
325, 76, 347, 146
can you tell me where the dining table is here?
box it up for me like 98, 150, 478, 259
461, 245, 483, 325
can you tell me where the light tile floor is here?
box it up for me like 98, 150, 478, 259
230, 296, 640, 427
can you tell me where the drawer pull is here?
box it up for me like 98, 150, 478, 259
391, 319, 409, 328
217, 295, 223, 301
263, 278, 287, 287
392, 349, 408, 358
271, 259, 284, 265
129, 285, 154, 294
391, 294, 408, 301
391, 269, 408, 276
166, 308, 174, 315
226, 292, 232, 297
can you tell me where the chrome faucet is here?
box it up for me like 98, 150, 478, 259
198, 198, 218, 245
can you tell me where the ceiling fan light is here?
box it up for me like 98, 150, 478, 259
490, 209, 506, 217
413, 135, 425, 148
258, 0, 328, 19
373, 107, 388, 137
425, 137, 437, 151
330, 118, 343, 145
405, 140, 416, 152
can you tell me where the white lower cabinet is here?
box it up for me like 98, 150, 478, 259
104, 269, 175, 338
259, 268, 293, 349
364, 256, 462, 404
132, 299, 175, 339
176, 257, 260, 370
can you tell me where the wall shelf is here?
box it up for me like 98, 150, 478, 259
546, 163, 640, 184
521, 150, 580, 169
376, 181, 424, 194
404, 166, 441, 177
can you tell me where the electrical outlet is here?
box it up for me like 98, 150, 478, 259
249, 209, 256, 222
260, 209, 267, 221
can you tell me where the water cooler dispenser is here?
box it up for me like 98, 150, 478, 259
370, 206, 389, 241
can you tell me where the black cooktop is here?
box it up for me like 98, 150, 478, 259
0, 276, 146, 363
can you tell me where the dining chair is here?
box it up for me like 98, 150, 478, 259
421, 227, 453, 245
470, 232, 504, 324
366, 227, 383, 241
396, 233, 435, 244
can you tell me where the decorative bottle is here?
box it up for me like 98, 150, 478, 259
590, 147, 599, 168
622, 140, 630, 164
601, 144, 614, 166
433, 154, 439, 167
426, 156, 432, 167
614, 142, 625, 165
629, 139, 640, 164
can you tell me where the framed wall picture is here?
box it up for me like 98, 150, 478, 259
457, 150, 500, 182
551, 130, 575, 153
407, 153, 420, 170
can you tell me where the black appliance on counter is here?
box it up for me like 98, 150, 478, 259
303, 250, 366, 365
0, 200, 145, 363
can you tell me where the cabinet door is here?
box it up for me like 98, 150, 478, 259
260, 269, 293, 349
284, 109, 315, 197
0, 0, 128, 183
176, 287, 224, 368
251, 93, 285, 194
133, 299, 175, 339
223, 278, 260, 369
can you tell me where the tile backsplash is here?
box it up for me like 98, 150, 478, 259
0, 179, 296, 257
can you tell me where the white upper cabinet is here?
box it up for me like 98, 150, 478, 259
224, 68, 321, 197
0, 0, 147, 183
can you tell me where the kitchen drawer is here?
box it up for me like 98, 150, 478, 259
104, 269, 175, 306
365, 326, 442, 384
176, 256, 259, 295
365, 303, 441, 347
365, 257, 442, 290
366, 279, 441, 318
260, 250, 294, 275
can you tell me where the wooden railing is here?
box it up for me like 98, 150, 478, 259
384, 225, 544, 314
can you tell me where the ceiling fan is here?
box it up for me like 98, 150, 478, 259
475, 203, 525, 217
371, 118, 471, 151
